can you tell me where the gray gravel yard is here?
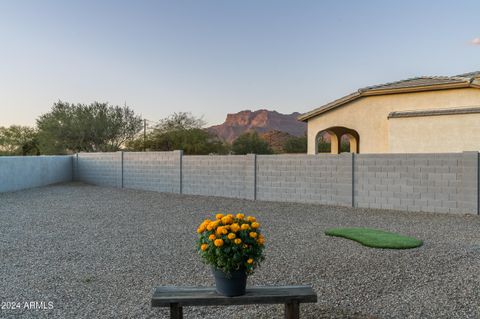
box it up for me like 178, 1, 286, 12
1, 183, 479, 319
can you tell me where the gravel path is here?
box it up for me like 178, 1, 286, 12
1, 183, 479, 319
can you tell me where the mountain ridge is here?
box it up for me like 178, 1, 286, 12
207, 109, 306, 143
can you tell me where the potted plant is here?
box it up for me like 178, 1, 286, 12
196, 213, 265, 297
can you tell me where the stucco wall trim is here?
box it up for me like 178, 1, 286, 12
388, 106, 480, 119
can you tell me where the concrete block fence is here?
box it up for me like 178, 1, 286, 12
0, 155, 73, 193
74, 151, 480, 215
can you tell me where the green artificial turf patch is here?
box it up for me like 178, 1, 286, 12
325, 227, 423, 249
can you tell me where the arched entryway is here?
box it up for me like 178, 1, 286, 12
315, 127, 360, 154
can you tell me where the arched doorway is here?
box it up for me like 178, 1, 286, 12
315, 127, 360, 154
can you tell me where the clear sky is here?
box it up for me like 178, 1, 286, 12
0, 0, 479, 127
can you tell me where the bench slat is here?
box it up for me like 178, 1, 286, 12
151, 286, 317, 307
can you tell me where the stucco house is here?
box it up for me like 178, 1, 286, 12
299, 71, 480, 154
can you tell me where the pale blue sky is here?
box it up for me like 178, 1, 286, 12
0, 0, 479, 126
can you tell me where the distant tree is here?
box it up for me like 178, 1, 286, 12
317, 134, 350, 153
283, 136, 307, 153
317, 135, 331, 153
0, 125, 40, 156
126, 112, 229, 155
36, 101, 142, 154
232, 131, 273, 155
156, 112, 206, 131
340, 141, 350, 153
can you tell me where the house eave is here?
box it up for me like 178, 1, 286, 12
298, 82, 477, 122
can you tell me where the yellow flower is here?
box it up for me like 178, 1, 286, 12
234, 238, 242, 245
215, 226, 226, 236
203, 219, 212, 225
207, 221, 219, 231
236, 213, 245, 220
197, 225, 206, 233
241, 224, 250, 231
221, 216, 233, 225
214, 239, 224, 247
215, 214, 224, 220
208, 234, 216, 241
247, 216, 256, 223
247, 258, 253, 264
215, 226, 223, 236
251, 222, 260, 229
200, 244, 208, 251
227, 233, 236, 240
257, 237, 265, 245
249, 232, 258, 238
226, 214, 234, 218
230, 223, 240, 232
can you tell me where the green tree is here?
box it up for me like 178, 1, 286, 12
232, 131, 273, 155
317, 135, 350, 153
317, 135, 331, 153
0, 125, 40, 156
127, 112, 229, 155
36, 101, 142, 154
283, 136, 307, 153
156, 112, 206, 131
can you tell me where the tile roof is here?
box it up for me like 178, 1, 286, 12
455, 71, 480, 78
359, 76, 470, 91
299, 71, 480, 121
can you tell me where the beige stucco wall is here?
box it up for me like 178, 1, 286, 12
389, 113, 480, 153
307, 88, 480, 154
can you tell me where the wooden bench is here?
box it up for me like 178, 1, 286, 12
151, 285, 317, 319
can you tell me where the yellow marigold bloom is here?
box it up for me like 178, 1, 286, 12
247, 258, 254, 264
249, 232, 258, 238
251, 222, 260, 229
230, 223, 240, 232
200, 244, 208, 251
197, 225, 205, 233
215, 226, 228, 235
221, 216, 233, 225
247, 216, 256, 223
206, 222, 215, 231
208, 234, 216, 241
226, 214, 234, 218
234, 238, 242, 244
203, 219, 212, 225
241, 224, 250, 231
227, 233, 236, 240
214, 239, 224, 247
257, 238, 265, 245
236, 213, 245, 220
215, 214, 224, 220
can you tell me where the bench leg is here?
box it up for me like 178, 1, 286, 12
170, 303, 183, 319
285, 301, 299, 319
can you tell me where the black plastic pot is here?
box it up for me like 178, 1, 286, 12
211, 267, 247, 297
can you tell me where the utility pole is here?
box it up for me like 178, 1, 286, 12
143, 119, 147, 152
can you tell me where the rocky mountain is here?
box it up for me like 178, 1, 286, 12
208, 110, 306, 143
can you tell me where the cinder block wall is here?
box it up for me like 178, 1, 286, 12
0, 156, 73, 193
75, 152, 121, 187
256, 154, 353, 205
123, 151, 181, 193
182, 155, 255, 199
73, 151, 480, 215
354, 153, 478, 214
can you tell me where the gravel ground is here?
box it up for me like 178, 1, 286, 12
1, 182, 479, 319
